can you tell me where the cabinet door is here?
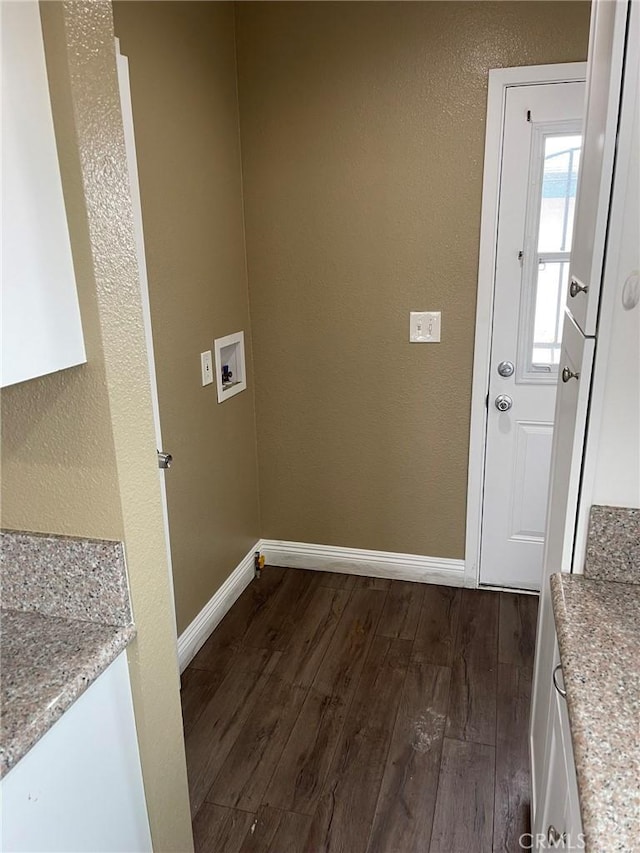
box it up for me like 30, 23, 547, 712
1, 654, 152, 852
530, 314, 593, 826
543, 312, 595, 575
567, 0, 629, 335
554, 658, 584, 850
537, 698, 570, 849
1, 1, 86, 387
559, 701, 584, 851
535, 642, 585, 850
530, 583, 555, 824
574, 0, 640, 560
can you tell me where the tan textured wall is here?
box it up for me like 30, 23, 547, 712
1, 3, 193, 849
113, 1, 260, 634
0, 5, 123, 539
236, 1, 591, 558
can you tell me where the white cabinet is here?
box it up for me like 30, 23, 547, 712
1, 0, 86, 387
575, 0, 640, 551
530, 581, 555, 820
535, 640, 584, 850
538, 701, 569, 848
531, 0, 637, 845
1, 653, 152, 853
529, 315, 593, 819
567, 0, 628, 335
531, 0, 633, 830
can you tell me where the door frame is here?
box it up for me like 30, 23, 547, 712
115, 40, 180, 665
464, 62, 588, 589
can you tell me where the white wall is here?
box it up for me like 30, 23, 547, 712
590, 27, 640, 509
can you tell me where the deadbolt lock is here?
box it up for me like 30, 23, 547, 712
497, 360, 515, 378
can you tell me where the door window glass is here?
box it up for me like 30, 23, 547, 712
538, 135, 581, 253
532, 260, 570, 365
518, 128, 582, 381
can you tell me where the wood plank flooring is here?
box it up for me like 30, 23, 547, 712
181, 568, 538, 853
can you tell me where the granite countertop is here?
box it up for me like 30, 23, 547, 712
1, 611, 135, 776
0, 530, 136, 778
551, 572, 640, 852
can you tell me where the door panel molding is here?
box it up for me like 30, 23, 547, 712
509, 420, 554, 541
465, 63, 587, 589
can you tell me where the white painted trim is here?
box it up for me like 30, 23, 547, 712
177, 543, 258, 672
464, 62, 588, 589
116, 41, 182, 689
530, 735, 539, 823
260, 540, 465, 587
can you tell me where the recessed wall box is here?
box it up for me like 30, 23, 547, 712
214, 331, 247, 403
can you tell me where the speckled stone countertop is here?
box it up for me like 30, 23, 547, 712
1, 530, 136, 777
585, 505, 640, 584
1, 612, 135, 776
551, 573, 640, 852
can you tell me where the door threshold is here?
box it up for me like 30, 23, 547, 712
479, 583, 540, 596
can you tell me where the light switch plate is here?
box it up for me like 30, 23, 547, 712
201, 350, 213, 386
410, 311, 441, 342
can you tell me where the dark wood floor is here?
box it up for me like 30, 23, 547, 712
180, 567, 538, 853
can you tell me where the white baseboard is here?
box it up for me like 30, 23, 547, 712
260, 539, 465, 587
178, 538, 466, 673
177, 542, 258, 672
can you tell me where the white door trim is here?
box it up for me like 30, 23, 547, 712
115, 41, 180, 673
465, 62, 588, 589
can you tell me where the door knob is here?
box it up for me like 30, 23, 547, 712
495, 394, 512, 412
561, 367, 579, 383
569, 278, 588, 298
497, 360, 515, 377
157, 451, 173, 469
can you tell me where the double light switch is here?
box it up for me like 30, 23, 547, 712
409, 311, 441, 343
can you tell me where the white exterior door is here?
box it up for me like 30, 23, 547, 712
479, 81, 585, 590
